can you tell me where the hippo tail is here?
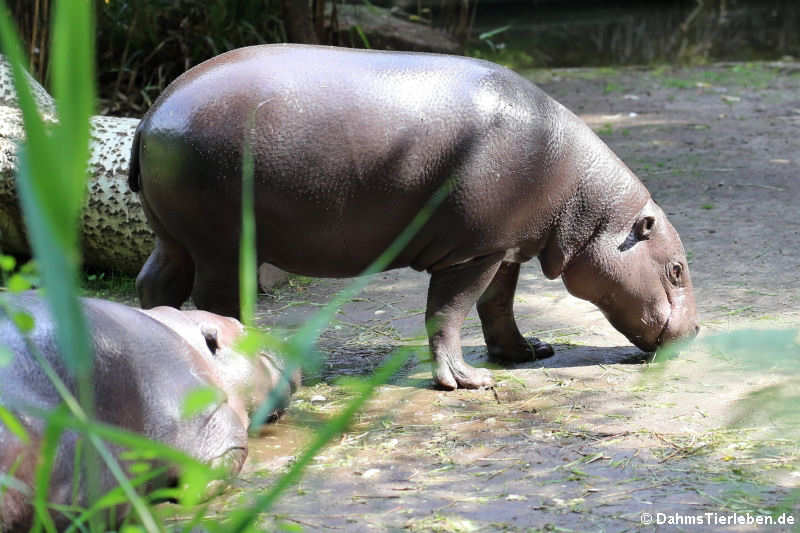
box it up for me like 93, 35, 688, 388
128, 121, 143, 192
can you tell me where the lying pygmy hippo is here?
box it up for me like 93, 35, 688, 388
0, 292, 297, 532
129, 44, 699, 390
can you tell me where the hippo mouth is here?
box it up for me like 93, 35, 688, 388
633, 281, 675, 353
209, 446, 248, 474
627, 311, 671, 353
655, 312, 671, 348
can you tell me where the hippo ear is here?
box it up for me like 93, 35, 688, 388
634, 216, 655, 241
201, 325, 219, 354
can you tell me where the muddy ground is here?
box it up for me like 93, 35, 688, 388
161, 63, 800, 531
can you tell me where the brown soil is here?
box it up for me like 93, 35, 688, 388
206, 62, 800, 531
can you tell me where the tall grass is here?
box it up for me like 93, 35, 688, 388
0, 1, 441, 530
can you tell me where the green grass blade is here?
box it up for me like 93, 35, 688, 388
478, 25, 511, 41
239, 112, 258, 327
0, 1, 95, 381
50, 0, 95, 215
353, 25, 371, 48
0, 3, 99, 523
228, 348, 412, 532
15, 151, 94, 380
0, 471, 30, 497
288, 180, 452, 355
247, 180, 450, 429
38, 409, 217, 478
31, 409, 63, 533
0, 404, 30, 443
14, 332, 162, 533
0, 8, 63, 244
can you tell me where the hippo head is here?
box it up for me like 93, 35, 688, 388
142, 307, 297, 429
560, 199, 699, 352
182, 310, 299, 424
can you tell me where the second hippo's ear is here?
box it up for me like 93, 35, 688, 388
634, 216, 655, 241
201, 325, 219, 354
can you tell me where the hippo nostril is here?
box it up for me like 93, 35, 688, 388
694, 324, 700, 337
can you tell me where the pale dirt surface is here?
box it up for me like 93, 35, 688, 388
200, 63, 800, 532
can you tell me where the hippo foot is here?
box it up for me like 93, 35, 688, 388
434, 352, 493, 390
487, 336, 554, 363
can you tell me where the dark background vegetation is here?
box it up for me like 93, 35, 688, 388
10, 0, 800, 115
10, 0, 477, 114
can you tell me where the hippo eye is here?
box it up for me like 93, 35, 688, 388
667, 262, 683, 285
634, 215, 656, 241
201, 326, 219, 355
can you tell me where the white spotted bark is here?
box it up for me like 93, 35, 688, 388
0, 56, 153, 274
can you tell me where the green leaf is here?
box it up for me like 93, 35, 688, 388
0, 0, 95, 377
11, 311, 34, 333
233, 327, 286, 357
20, 261, 37, 274
127, 462, 152, 475
178, 462, 220, 508
120, 526, 146, 533
65, 467, 167, 533
0, 405, 29, 444
0, 254, 16, 272
7, 273, 32, 293
181, 386, 224, 419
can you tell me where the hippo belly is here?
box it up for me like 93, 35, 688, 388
130, 44, 698, 391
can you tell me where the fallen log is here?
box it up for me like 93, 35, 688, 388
0, 95, 151, 275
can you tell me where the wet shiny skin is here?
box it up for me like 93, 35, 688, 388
0, 293, 294, 531
130, 44, 698, 390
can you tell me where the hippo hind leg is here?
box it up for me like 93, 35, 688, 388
191, 259, 241, 318
477, 262, 554, 363
426, 253, 507, 390
137, 237, 195, 309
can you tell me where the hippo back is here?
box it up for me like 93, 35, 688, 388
135, 44, 567, 277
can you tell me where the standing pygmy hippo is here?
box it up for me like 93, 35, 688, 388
0, 292, 297, 532
129, 44, 699, 390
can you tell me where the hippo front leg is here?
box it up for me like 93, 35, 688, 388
477, 262, 554, 363
426, 253, 505, 390
136, 199, 195, 310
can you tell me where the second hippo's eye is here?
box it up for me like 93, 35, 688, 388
201, 326, 219, 355
667, 262, 683, 286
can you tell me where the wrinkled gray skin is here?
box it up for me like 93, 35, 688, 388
0, 292, 297, 532
130, 44, 699, 391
